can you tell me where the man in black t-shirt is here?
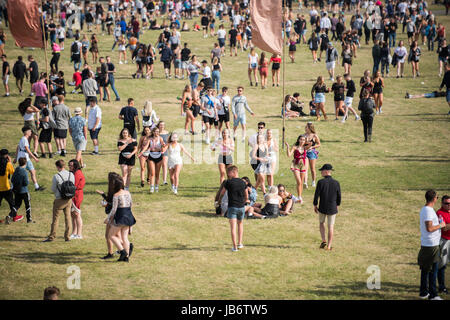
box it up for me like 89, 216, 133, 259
180, 43, 191, 80
48, 19, 57, 44
28, 55, 39, 96
98, 57, 110, 102
228, 26, 238, 57
119, 98, 140, 139
1, 54, 10, 97
342, 73, 360, 122
218, 165, 248, 252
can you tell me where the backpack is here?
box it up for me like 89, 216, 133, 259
71, 41, 79, 54
57, 172, 76, 199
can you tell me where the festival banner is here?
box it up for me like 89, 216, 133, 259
250, 0, 283, 55
7, 0, 44, 48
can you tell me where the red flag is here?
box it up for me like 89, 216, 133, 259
7, 0, 44, 48
250, 0, 282, 55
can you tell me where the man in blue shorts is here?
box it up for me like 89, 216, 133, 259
231, 86, 254, 142
219, 165, 248, 252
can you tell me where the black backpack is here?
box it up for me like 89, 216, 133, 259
71, 41, 79, 54
57, 172, 76, 200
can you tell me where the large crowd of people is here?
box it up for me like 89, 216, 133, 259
0, 0, 449, 299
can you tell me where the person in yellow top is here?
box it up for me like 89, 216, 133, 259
0, 149, 17, 223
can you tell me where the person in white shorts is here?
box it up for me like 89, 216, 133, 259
166, 132, 194, 194
342, 73, 360, 123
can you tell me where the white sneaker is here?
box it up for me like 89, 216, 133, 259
355, 115, 360, 120
237, 244, 244, 249
124, 60, 128, 64
304, 182, 308, 189
75, 235, 83, 239
419, 293, 429, 299
231, 247, 238, 252
150, 186, 154, 193
430, 296, 443, 300
119, 61, 123, 64
205, 138, 210, 145
155, 185, 159, 192
69, 234, 77, 240
174, 188, 178, 195
312, 181, 316, 188
341, 118, 346, 123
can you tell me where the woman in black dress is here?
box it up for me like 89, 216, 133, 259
372, 71, 384, 115
118, 128, 138, 190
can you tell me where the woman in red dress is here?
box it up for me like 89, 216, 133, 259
258, 52, 269, 89
69, 159, 85, 240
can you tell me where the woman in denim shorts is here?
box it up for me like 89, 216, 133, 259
304, 122, 321, 189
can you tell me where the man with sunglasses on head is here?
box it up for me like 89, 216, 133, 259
437, 195, 450, 295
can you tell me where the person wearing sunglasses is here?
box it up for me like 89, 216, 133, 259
437, 195, 450, 295
231, 86, 254, 142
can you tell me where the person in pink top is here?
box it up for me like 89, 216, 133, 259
50, 42, 61, 72
437, 195, 450, 294
31, 75, 48, 107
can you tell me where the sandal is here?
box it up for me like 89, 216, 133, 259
319, 242, 327, 249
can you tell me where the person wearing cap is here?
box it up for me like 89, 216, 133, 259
86, 98, 102, 155
0, 149, 18, 224
38, 99, 54, 159
69, 107, 87, 168
325, 42, 338, 82
313, 163, 341, 251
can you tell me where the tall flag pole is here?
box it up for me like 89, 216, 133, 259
39, 1, 51, 107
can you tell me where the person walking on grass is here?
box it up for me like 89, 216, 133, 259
418, 190, 446, 300
117, 128, 138, 191
1, 54, 10, 97
43, 160, 75, 242
52, 95, 71, 157
218, 165, 248, 252
13, 126, 45, 192
68, 107, 87, 168
68, 159, 85, 240
437, 195, 450, 295
119, 98, 140, 139
313, 163, 341, 251
9, 157, 33, 224
104, 173, 136, 262
0, 149, 17, 224
86, 98, 102, 155
232, 86, 254, 142
166, 132, 195, 194
358, 89, 376, 143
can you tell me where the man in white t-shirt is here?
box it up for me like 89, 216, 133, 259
14, 126, 45, 191
217, 86, 231, 131
86, 98, 102, 155
418, 190, 446, 300
200, 60, 212, 88
217, 25, 227, 55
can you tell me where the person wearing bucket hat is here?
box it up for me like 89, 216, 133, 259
69, 107, 87, 168
313, 163, 341, 251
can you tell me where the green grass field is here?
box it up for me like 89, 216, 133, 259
0, 7, 449, 300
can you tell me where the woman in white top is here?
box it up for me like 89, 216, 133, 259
118, 35, 127, 64
247, 47, 259, 87
252, 134, 270, 194
394, 40, 408, 78
141, 100, 159, 129
211, 129, 234, 184
18, 98, 40, 157
167, 132, 194, 194
266, 129, 278, 188
136, 126, 152, 187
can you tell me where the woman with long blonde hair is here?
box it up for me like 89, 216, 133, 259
304, 122, 321, 188
181, 85, 194, 135
212, 128, 234, 184
141, 100, 159, 129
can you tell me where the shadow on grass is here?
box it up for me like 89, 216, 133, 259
290, 281, 417, 299
244, 243, 302, 249
0, 235, 44, 242
147, 243, 218, 251
181, 210, 221, 218
391, 156, 450, 163
6, 251, 99, 264
410, 119, 450, 122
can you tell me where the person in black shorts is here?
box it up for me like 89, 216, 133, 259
117, 128, 138, 191
228, 25, 238, 57
331, 76, 345, 120
201, 13, 209, 38
37, 99, 53, 158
